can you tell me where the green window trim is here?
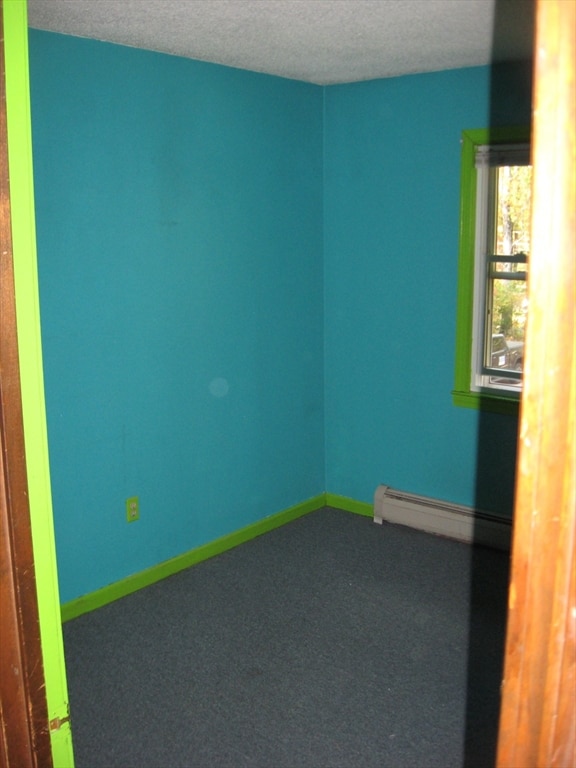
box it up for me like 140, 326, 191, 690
453, 126, 531, 415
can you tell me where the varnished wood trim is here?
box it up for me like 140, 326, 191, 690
497, 1, 576, 766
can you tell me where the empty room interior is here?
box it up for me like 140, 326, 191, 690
6, 0, 559, 765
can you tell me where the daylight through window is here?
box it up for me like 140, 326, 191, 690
474, 150, 531, 393
453, 129, 532, 412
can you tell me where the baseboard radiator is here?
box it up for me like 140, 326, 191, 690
373, 485, 512, 551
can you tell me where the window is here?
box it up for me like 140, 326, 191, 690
453, 128, 532, 413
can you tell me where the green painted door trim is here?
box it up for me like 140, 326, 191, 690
62, 494, 327, 622
3, 1, 74, 765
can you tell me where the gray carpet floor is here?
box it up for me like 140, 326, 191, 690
63, 507, 510, 768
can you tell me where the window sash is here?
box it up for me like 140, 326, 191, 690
483, 256, 526, 378
475, 144, 531, 168
472, 164, 528, 394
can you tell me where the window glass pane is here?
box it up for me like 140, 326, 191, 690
495, 165, 532, 256
487, 277, 527, 374
491, 277, 528, 343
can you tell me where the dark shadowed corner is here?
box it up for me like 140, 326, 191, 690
464, 2, 535, 765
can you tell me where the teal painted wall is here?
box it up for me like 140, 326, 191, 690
28, 29, 532, 603
29, 32, 324, 603
324, 63, 532, 513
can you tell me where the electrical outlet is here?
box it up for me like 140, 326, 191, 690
126, 496, 139, 523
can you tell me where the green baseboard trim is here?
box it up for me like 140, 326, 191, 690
325, 493, 373, 517
61, 494, 326, 623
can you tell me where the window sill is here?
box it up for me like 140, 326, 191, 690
452, 389, 520, 415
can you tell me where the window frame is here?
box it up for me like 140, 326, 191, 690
452, 127, 531, 414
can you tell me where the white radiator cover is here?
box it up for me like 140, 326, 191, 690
373, 485, 511, 551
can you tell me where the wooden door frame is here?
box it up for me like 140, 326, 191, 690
497, 0, 576, 765
1, 1, 73, 765
0, 3, 53, 764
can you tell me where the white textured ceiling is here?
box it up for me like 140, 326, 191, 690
26, 0, 534, 85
